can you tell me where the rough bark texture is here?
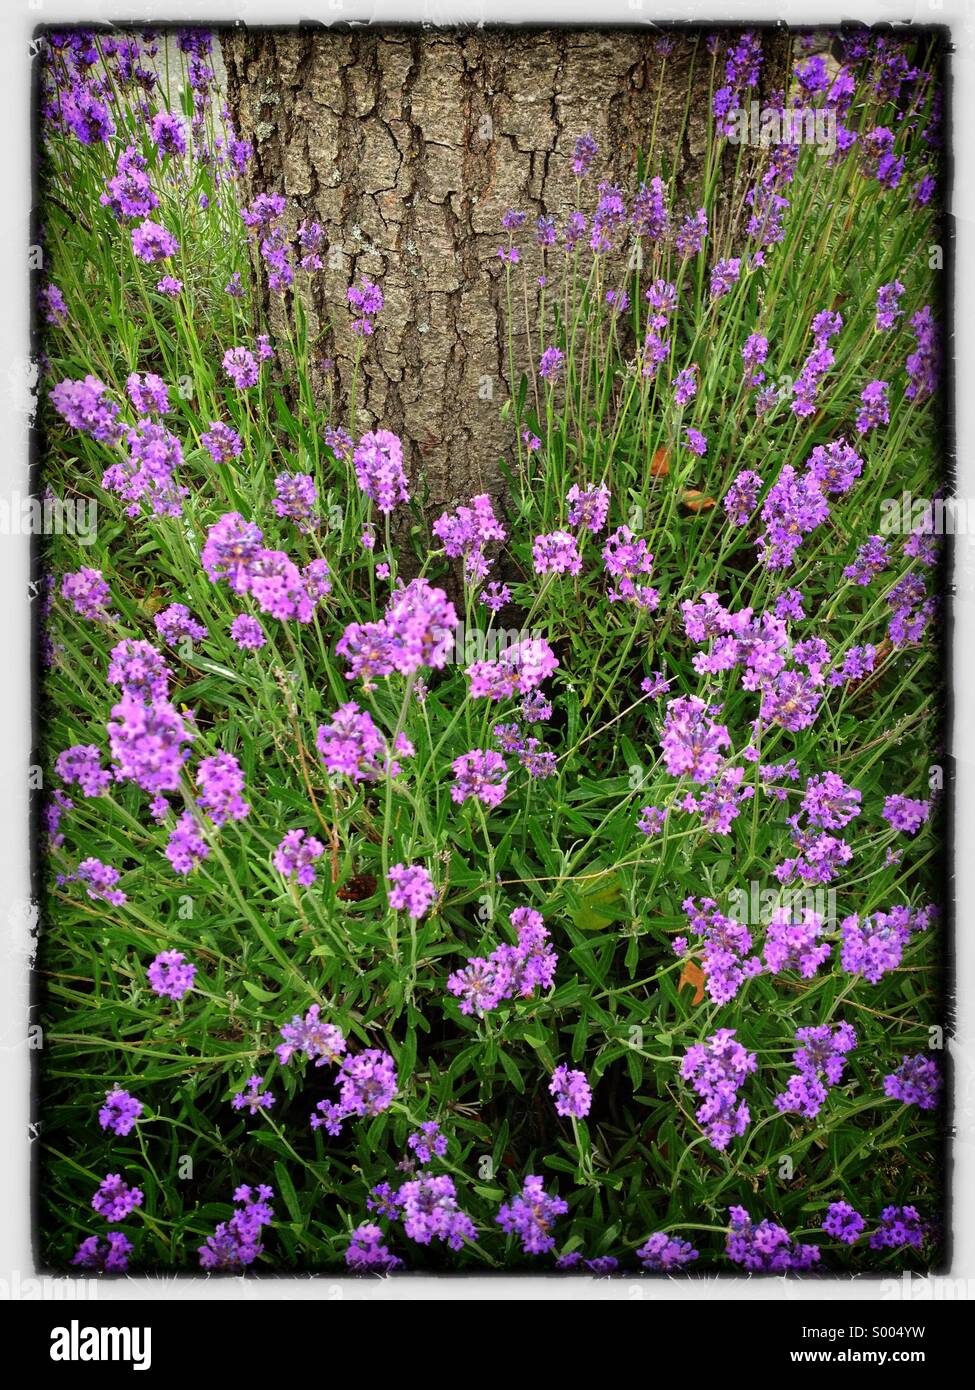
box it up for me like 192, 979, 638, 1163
223, 27, 784, 510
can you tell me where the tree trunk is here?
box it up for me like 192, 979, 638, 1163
223, 27, 782, 510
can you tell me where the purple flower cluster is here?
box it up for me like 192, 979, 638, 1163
274, 829, 325, 887
337, 578, 458, 687
822, 1201, 866, 1245
276, 1006, 347, 1068
533, 529, 582, 576
763, 907, 831, 979
345, 1223, 403, 1272
680, 1029, 756, 1150
232, 1074, 275, 1116
432, 493, 506, 582
316, 701, 412, 782
347, 276, 384, 335
840, 904, 933, 984
311, 1048, 398, 1137
884, 1054, 942, 1111
602, 526, 659, 609
637, 1233, 699, 1271
92, 1174, 143, 1222
72, 1233, 133, 1273
869, 1206, 927, 1251
146, 949, 196, 1001
549, 1065, 592, 1119
660, 695, 731, 783
450, 748, 510, 808
381, 1173, 478, 1251
387, 863, 436, 919
98, 1088, 144, 1136
726, 1206, 820, 1272
467, 638, 559, 701
407, 1121, 448, 1164
353, 430, 409, 512
496, 1175, 568, 1255
676, 897, 760, 1004
883, 793, 931, 835
567, 482, 611, 533
774, 1022, 857, 1120
447, 906, 557, 1016
198, 1185, 275, 1270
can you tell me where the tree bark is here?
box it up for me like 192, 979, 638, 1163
222, 27, 782, 510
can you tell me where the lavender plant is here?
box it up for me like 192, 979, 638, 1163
36, 27, 945, 1275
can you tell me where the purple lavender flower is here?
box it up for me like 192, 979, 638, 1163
131, 219, 178, 263
467, 638, 558, 701
602, 526, 659, 608
763, 908, 831, 979
884, 1054, 942, 1111
151, 110, 185, 156
533, 529, 582, 576
61, 567, 114, 622
882, 794, 931, 835
450, 749, 509, 808
387, 864, 436, 919
807, 438, 864, 495
673, 366, 698, 406
774, 1022, 857, 1120
101, 145, 158, 220
566, 482, 610, 533
538, 347, 565, 382
759, 465, 830, 569
571, 133, 598, 178
408, 1121, 448, 1164
447, 906, 557, 1016
496, 1175, 568, 1255
346, 1223, 403, 1272
232, 1074, 275, 1116
549, 1065, 592, 1119
684, 427, 708, 456
92, 1174, 144, 1222
353, 430, 409, 512
230, 614, 266, 650
661, 695, 730, 782
222, 347, 259, 390
723, 469, 763, 526
822, 1201, 865, 1245
146, 949, 196, 1001
637, 1233, 699, 1271
97, 1088, 143, 1137
311, 1049, 398, 1135
675, 208, 708, 258
870, 1205, 927, 1251
165, 811, 209, 876
71, 1233, 133, 1272
680, 1029, 756, 1150
726, 1206, 820, 1271
905, 306, 940, 401
876, 280, 905, 331
56, 744, 110, 797
154, 603, 207, 649
200, 422, 243, 464
679, 897, 759, 1004
276, 1006, 346, 1067
62, 857, 126, 907
396, 1173, 477, 1250
710, 258, 741, 300
274, 829, 325, 887
347, 276, 384, 335
198, 1185, 274, 1270
40, 283, 68, 326
843, 535, 890, 585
